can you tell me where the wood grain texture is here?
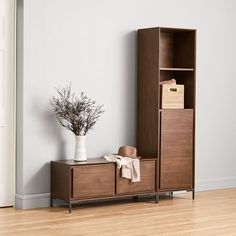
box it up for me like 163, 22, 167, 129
137, 27, 196, 194
160, 110, 193, 190
51, 162, 71, 202
1, 189, 236, 236
159, 29, 195, 68
176, 71, 195, 109
72, 164, 115, 199
160, 31, 174, 68
137, 28, 159, 157
174, 31, 195, 68
116, 160, 156, 195
51, 159, 157, 210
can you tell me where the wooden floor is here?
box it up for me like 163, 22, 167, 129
0, 189, 236, 236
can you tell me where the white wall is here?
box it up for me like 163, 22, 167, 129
16, 0, 236, 208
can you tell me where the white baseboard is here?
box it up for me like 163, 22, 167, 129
15, 193, 51, 209
15, 177, 236, 209
196, 177, 236, 192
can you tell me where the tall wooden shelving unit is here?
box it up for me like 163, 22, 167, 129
137, 27, 196, 199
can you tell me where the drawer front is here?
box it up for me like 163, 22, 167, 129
117, 160, 156, 195
160, 109, 193, 190
72, 164, 115, 199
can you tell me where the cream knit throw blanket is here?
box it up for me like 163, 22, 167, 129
104, 154, 140, 182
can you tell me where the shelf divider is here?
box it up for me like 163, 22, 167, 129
160, 67, 194, 71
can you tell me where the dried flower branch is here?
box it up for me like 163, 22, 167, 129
50, 85, 104, 136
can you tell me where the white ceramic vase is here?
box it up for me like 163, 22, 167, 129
74, 135, 87, 162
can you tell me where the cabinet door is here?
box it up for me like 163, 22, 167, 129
117, 160, 156, 195
160, 110, 193, 190
72, 164, 115, 199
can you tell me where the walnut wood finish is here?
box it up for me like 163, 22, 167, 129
55, 158, 112, 166
160, 109, 193, 190
137, 28, 159, 157
174, 31, 195, 68
160, 29, 195, 68
51, 158, 158, 212
117, 160, 156, 195
72, 164, 115, 199
51, 162, 71, 202
137, 27, 196, 197
177, 71, 195, 109
160, 31, 174, 68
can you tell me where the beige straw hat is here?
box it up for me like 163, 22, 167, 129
117, 146, 140, 159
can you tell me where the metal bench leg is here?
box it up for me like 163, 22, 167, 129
155, 193, 159, 203
69, 201, 72, 213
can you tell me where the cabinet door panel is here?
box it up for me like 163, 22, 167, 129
72, 164, 115, 199
117, 160, 156, 194
160, 110, 193, 190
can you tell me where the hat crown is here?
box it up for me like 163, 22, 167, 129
118, 146, 137, 158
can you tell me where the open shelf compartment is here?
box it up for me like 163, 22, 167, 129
159, 29, 195, 69
159, 70, 195, 109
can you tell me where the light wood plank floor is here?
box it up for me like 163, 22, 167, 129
0, 189, 236, 236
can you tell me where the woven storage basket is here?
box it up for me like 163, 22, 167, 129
161, 84, 184, 109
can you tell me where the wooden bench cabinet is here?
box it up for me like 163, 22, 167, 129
51, 158, 158, 212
